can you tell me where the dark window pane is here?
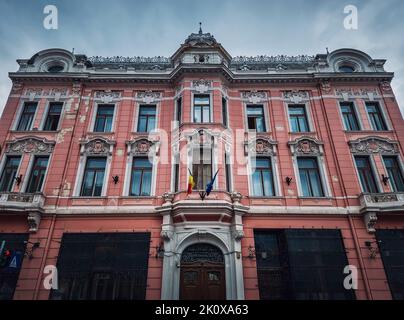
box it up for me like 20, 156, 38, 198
192, 147, 212, 190
94, 105, 114, 132
340, 102, 360, 131
254, 229, 355, 300
17, 102, 37, 131
383, 156, 404, 192
0, 156, 21, 192
26, 156, 49, 193
252, 158, 275, 196
289, 105, 309, 132
193, 95, 210, 123
222, 98, 228, 126
377, 230, 404, 300
176, 98, 182, 124
247, 105, 266, 132
80, 158, 106, 196
50, 233, 150, 300
137, 106, 156, 132
355, 156, 379, 193
130, 157, 153, 196
0, 234, 29, 300
43, 102, 63, 131
297, 158, 324, 197
366, 102, 387, 131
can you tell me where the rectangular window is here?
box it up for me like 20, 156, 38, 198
193, 95, 210, 123
289, 105, 310, 132
225, 153, 231, 192
192, 147, 212, 190
80, 157, 106, 196
26, 156, 49, 193
222, 97, 228, 127
383, 156, 404, 192
297, 157, 324, 197
176, 97, 182, 125
0, 233, 28, 300
174, 162, 180, 193
251, 158, 275, 196
376, 230, 404, 300
366, 102, 387, 131
246, 105, 266, 132
340, 102, 360, 131
137, 105, 156, 132
254, 229, 354, 300
50, 233, 150, 300
43, 102, 63, 131
130, 157, 152, 196
0, 156, 21, 192
94, 104, 114, 132
354, 156, 379, 193
16, 102, 37, 131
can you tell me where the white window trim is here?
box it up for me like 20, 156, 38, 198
89, 102, 118, 133
285, 102, 315, 133
39, 100, 66, 131
364, 99, 392, 131
22, 154, 52, 193
134, 102, 159, 132
12, 99, 40, 131
381, 154, 404, 192
73, 154, 111, 197
191, 92, 213, 124
337, 100, 364, 131
244, 103, 270, 133
247, 154, 282, 197
293, 155, 332, 198
0, 154, 23, 192
352, 154, 383, 193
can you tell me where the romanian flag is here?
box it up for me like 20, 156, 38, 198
187, 170, 195, 194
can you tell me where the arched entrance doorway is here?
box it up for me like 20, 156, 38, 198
180, 243, 226, 300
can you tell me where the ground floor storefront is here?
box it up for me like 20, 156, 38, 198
0, 213, 403, 300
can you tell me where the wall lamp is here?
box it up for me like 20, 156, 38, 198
23, 240, 40, 260
15, 174, 23, 186
364, 240, 381, 259
381, 174, 390, 186
285, 177, 293, 186
112, 175, 119, 184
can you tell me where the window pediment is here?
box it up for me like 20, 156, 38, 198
80, 137, 115, 155
349, 136, 399, 154
288, 136, 323, 156
6, 137, 55, 154
126, 138, 160, 156
244, 137, 277, 156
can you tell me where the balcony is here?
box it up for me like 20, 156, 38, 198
359, 192, 404, 213
359, 192, 404, 234
0, 192, 45, 233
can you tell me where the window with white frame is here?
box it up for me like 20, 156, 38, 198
339, 102, 361, 131
0, 156, 21, 192
245, 137, 279, 197
246, 105, 266, 132
383, 156, 404, 192
26, 156, 49, 193
43, 102, 63, 131
365, 102, 388, 131
288, 104, 310, 132
193, 95, 211, 123
74, 138, 114, 197
124, 138, 159, 197
16, 102, 37, 131
137, 105, 156, 132
289, 137, 329, 198
94, 104, 115, 132
354, 156, 379, 193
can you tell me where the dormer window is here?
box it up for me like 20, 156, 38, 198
338, 65, 355, 73
47, 65, 64, 73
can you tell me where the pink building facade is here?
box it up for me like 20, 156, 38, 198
0, 29, 404, 300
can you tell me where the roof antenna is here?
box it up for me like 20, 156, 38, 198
326, 47, 329, 55
199, 22, 202, 34
72, 47, 75, 54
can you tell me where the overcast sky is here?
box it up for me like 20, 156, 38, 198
0, 0, 403, 116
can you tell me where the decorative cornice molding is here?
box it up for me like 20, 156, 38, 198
136, 90, 162, 104
244, 136, 277, 156
283, 90, 310, 103
191, 79, 213, 93
241, 91, 267, 104
94, 90, 121, 103
80, 136, 115, 155
126, 137, 160, 156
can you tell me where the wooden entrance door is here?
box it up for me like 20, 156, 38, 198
179, 243, 226, 300
180, 262, 226, 300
